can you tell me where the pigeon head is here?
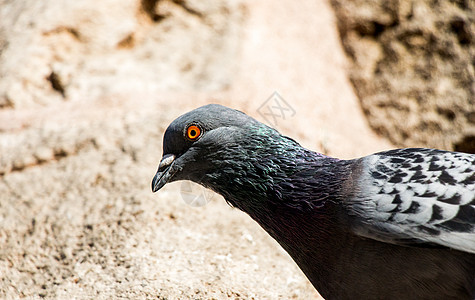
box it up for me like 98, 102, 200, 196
151, 104, 282, 195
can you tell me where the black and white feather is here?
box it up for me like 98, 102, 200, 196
348, 148, 475, 253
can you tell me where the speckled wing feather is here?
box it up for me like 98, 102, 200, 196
346, 148, 475, 253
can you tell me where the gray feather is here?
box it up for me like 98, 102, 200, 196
346, 148, 475, 253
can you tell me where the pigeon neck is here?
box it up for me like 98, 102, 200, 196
205, 145, 347, 213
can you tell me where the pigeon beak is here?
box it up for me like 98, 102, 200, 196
151, 154, 176, 192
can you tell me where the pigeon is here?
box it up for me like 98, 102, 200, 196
151, 104, 475, 300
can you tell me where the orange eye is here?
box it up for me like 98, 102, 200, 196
186, 125, 201, 141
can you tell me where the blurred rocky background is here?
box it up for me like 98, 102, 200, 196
331, 0, 474, 152
0, 0, 472, 299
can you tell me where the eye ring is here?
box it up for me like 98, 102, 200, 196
185, 124, 202, 141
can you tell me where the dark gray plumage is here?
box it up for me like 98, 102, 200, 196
151, 104, 475, 299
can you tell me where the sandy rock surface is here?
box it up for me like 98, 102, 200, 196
2, 0, 467, 299
0, 0, 245, 110
331, 0, 474, 152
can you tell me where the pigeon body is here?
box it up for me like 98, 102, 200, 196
152, 104, 475, 299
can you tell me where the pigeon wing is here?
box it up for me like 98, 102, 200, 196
344, 148, 475, 253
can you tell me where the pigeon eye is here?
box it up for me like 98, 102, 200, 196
186, 124, 202, 141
